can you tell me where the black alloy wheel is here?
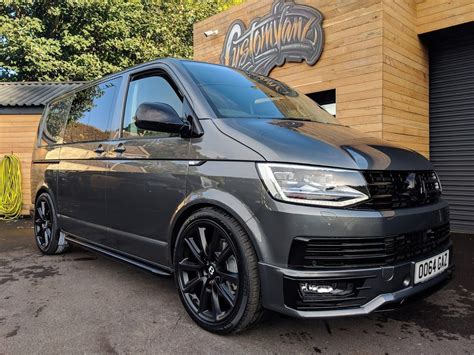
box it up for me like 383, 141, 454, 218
34, 193, 68, 255
177, 220, 240, 322
174, 207, 262, 334
35, 196, 53, 250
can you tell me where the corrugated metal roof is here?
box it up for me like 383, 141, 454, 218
0, 82, 85, 107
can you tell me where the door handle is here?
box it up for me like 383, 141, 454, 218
113, 143, 126, 153
94, 144, 105, 154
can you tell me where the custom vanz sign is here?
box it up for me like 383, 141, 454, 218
220, 0, 324, 75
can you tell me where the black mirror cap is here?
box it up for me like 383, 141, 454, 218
135, 102, 185, 134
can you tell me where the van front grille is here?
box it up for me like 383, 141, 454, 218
357, 171, 441, 210
288, 223, 451, 269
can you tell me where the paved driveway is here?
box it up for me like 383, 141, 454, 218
1, 218, 473, 354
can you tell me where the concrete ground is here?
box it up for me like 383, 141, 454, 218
1, 218, 473, 354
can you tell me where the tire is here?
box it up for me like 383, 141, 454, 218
174, 207, 263, 334
33, 193, 69, 255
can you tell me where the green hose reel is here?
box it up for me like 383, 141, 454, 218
0, 154, 23, 220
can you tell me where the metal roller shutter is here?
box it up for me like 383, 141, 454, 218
428, 23, 474, 234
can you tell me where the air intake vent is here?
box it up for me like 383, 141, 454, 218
288, 223, 450, 269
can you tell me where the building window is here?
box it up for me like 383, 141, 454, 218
307, 89, 336, 116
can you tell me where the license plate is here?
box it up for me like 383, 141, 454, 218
414, 250, 449, 284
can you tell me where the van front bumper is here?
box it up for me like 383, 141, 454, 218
258, 245, 454, 318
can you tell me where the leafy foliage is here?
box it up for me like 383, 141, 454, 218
0, 0, 243, 81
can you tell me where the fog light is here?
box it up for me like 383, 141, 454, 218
299, 281, 356, 298
300, 283, 334, 294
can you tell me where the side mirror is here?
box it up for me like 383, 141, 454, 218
135, 102, 187, 134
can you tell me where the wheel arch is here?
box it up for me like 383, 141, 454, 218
35, 186, 50, 201
33, 184, 58, 216
168, 190, 267, 265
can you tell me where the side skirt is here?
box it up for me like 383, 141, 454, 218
65, 233, 172, 277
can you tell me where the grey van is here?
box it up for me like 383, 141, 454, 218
32, 59, 453, 334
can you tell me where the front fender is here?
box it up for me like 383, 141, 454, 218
168, 188, 269, 263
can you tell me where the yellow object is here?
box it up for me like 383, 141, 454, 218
0, 154, 23, 220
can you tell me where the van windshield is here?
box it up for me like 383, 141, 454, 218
182, 61, 338, 124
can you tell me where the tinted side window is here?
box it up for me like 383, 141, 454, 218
41, 98, 72, 145
122, 75, 183, 138
63, 78, 121, 143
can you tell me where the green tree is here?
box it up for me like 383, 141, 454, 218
0, 0, 243, 81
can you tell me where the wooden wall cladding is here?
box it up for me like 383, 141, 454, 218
382, 0, 429, 157
0, 114, 41, 214
416, 0, 474, 34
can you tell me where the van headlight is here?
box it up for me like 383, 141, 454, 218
256, 163, 369, 207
